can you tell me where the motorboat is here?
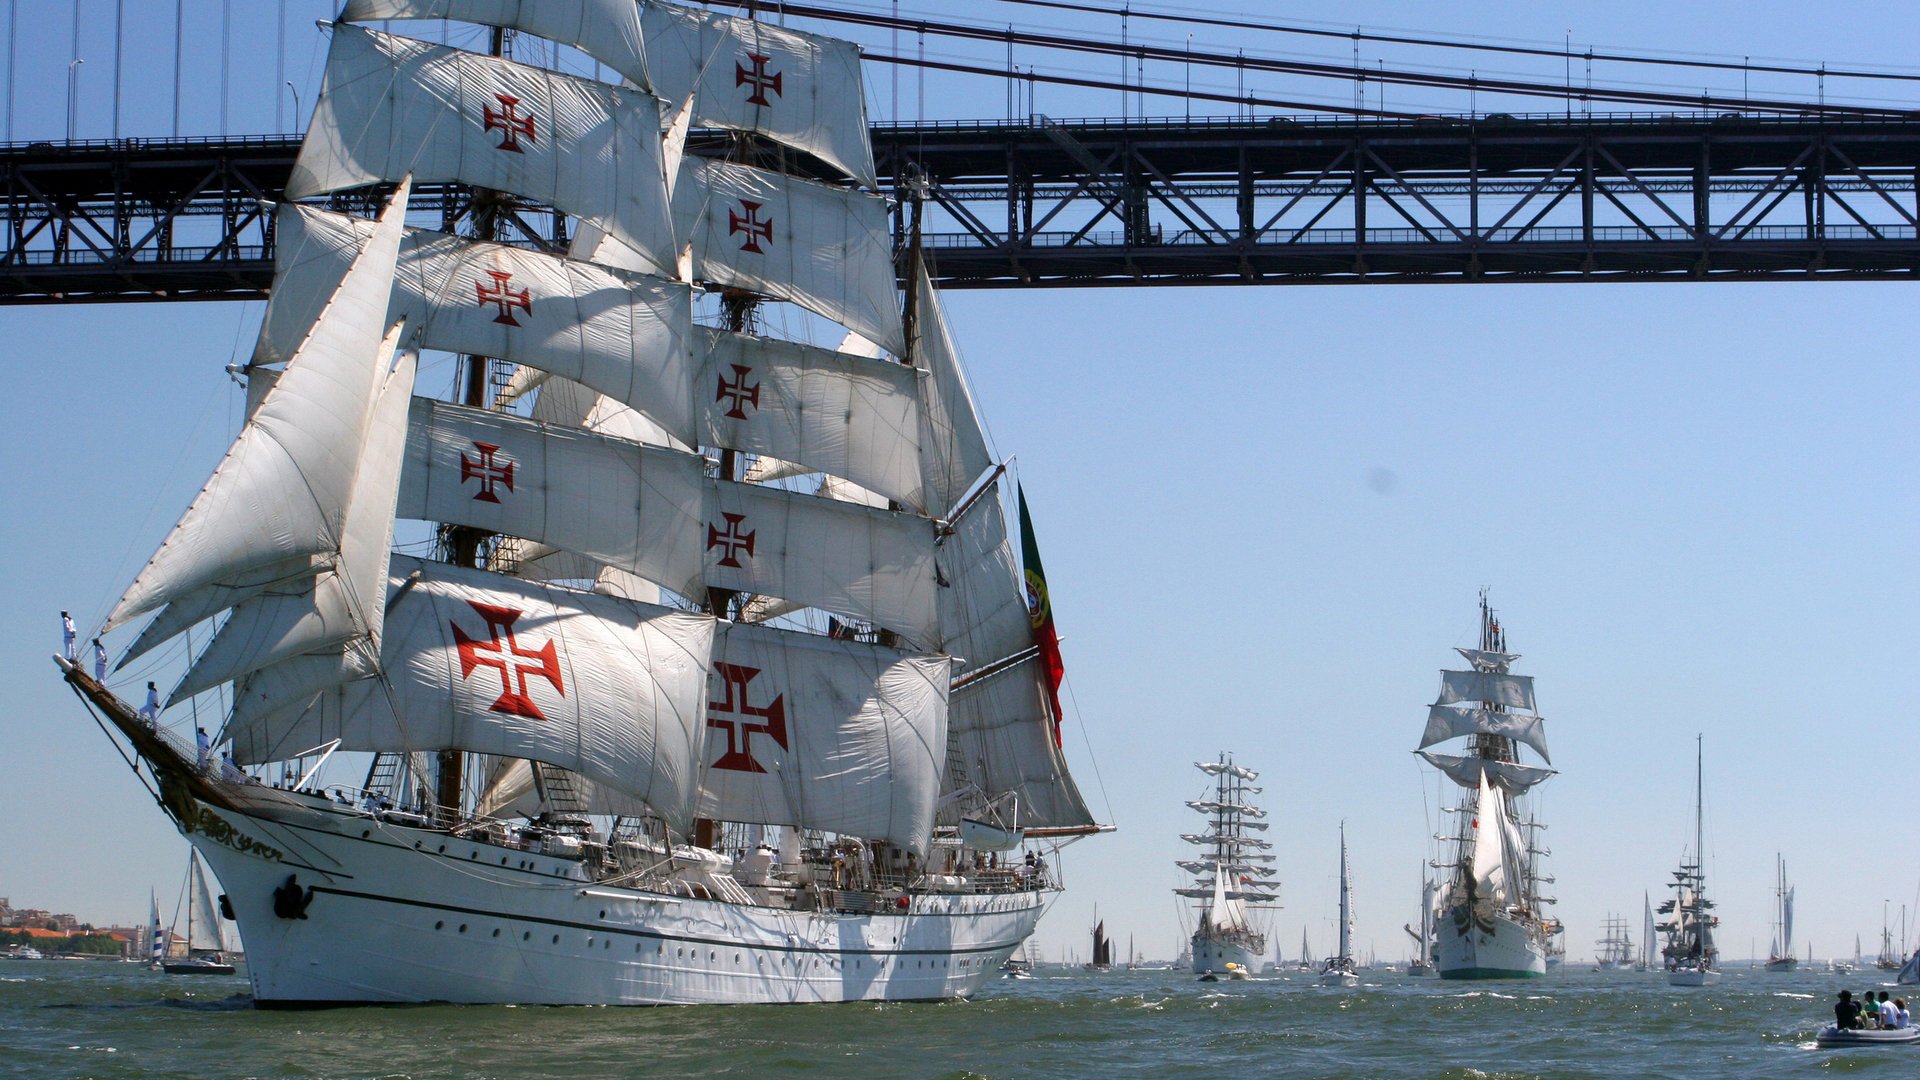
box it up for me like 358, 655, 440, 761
1814, 1024, 1920, 1047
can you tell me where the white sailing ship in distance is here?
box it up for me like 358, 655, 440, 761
1403, 871, 1438, 976
1659, 736, 1720, 986
1178, 757, 1275, 977
1318, 823, 1360, 987
56, 0, 1107, 1007
1763, 855, 1797, 972
1593, 914, 1635, 971
1417, 594, 1556, 979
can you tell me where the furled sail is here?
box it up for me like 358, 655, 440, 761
639, 2, 877, 187
338, 0, 652, 92
697, 327, 925, 512
106, 180, 413, 632
1195, 761, 1259, 781
228, 557, 715, 832
173, 346, 417, 701
288, 25, 676, 278
935, 482, 1094, 828
696, 621, 949, 855
1419, 704, 1550, 763
1418, 751, 1555, 794
667, 158, 904, 357
1454, 647, 1520, 670
260, 205, 698, 441
1434, 669, 1536, 711
1185, 800, 1266, 817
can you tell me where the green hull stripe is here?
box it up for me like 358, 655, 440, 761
1438, 967, 1545, 980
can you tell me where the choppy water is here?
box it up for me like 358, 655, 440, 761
1, 960, 1908, 1078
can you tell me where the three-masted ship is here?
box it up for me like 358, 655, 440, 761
1763, 855, 1797, 972
57, 0, 1105, 1006
1593, 914, 1635, 971
1416, 595, 1557, 979
1177, 757, 1276, 976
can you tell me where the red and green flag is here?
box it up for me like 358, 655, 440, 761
1017, 483, 1066, 746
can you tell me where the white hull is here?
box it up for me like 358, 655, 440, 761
1434, 907, 1547, 979
1190, 930, 1262, 976
188, 794, 1042, 1006
1667, 967, 1721, 986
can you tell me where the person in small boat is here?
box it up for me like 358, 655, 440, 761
1896, 998, 1911, 1029
1835, 990, 1862, 1029
1877, 991, 1900, 1029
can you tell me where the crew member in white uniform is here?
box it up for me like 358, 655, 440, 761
61, 611, 77, 662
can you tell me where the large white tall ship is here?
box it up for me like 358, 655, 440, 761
1658, 737, 1720, 986
1178, 757, 1275, 976
56, 0, 1105, 1007
1416, 595, 1557, 979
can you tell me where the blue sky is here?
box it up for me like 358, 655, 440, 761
3, 1, 1916, 967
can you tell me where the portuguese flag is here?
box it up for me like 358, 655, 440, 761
1017, 484, 1066, 746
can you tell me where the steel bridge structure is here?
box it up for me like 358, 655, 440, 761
7, 110, 1920, 304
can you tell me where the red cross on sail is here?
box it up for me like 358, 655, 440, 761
482, 93, 536, 152
706, 662, 787, 773
707, 512, 756, 568
474, 269, 532, 326
714, 363, 761, 420
728, 199, 774, 254
735, 52, 782, 107
458, 440, 515, 503
450, 601, 564, 720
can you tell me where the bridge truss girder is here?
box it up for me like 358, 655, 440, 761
5, 113, 1920, 305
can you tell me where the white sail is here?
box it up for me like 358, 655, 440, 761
105, 180, 412, 631
261, 205, 698, 441
697, 327, 926, 512
339, 0, 652, 92
1207, 859, 1249, 933
117, 556, 319, 670
1453, 647, 1520, 670
188, 853, 222, 951
397, 396, 709, 600
401, 398, 937, 643
936, 483, 1094, 828
697, 621, 948, 855
1195, 761, 1259, 781
913, 262, 994, 516
639, 2, 876, 187
1418, 751, 1554, 794
1469, 768, 1510, 904
173, 346, 417, 701
1435, 669, 1536, 711
668, 158, 904, 357
1419, 704, 1550, 763
288, 25, 676, 279
706, 478, 939, 651
229, 557, 714, 832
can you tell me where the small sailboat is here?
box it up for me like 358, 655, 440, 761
1319, 824, 1360, 987
142, 890, 166, 967
1594, 914, 1636, 971
1000, 938, 1039, 979
1637, 893, 1655, 972
1659, 737, 1719, 986
1763, 855, 1797, 972
163, 852, 235, 975
1404, 871, 1438, 976
1085, 919, 1114, 971
1875, 904, 1902, 970
1294, 927, 1315, 972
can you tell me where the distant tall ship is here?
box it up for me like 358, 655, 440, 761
1404, 871, 1438, 976
1659, 737, 1720, 986
1417, 595, 1557, 979
1594, 914, 1636, 971
1178, 757, 1276, 977
1763, 855, 1797, 972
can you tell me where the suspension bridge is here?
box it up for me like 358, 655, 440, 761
5, 0, 1920, 303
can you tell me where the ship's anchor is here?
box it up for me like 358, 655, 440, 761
272, 874, 315, 920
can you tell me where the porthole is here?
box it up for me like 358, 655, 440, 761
413, 841, 422, 849
361, 829, 371, 838
522, 932, 531, 941
434, 920, 444, 930
500, 856, 508, 865
605, 941, 611, 950
469, 851, 478, 860
599, 910, 607, 919
458, 924, 467, 934
551, 934, 560, 944
438, 844, 447, 854
492, 929, 501, 938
